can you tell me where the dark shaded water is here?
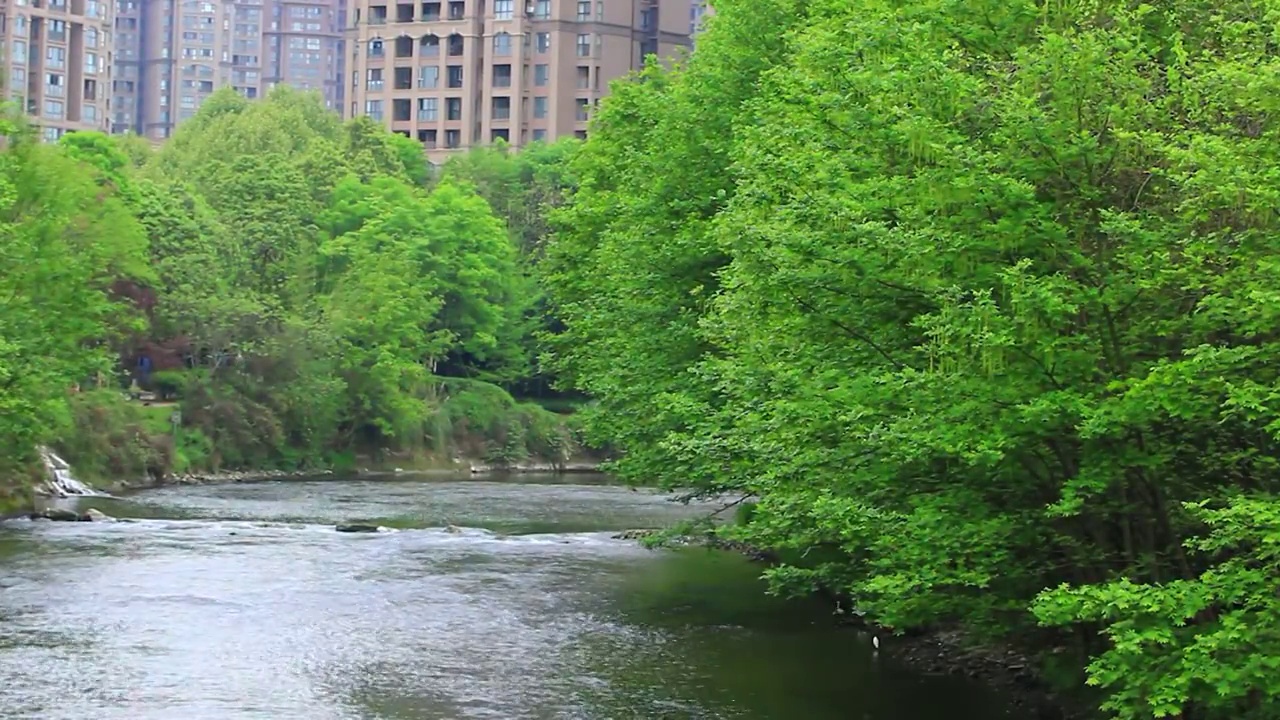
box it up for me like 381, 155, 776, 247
0, 474, 1015, 719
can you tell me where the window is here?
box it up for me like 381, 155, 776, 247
43, 99, 64, 118
447, 1, 464, 20
534, 63, 549, 86
366, 68, 383, 90
10, 40, 25, 65
420, 34, 439, 56
445, 96, 461, 121
44, 127, 61, 142
10, 68, 25, 89
396, 3, 414, 21
48, 19, 66, 41
85, 52, 99, 74
576, 34, 590, 57
393, 98, 411, 121
84, 105, 99, 122
491, 128, 509, 142
493, 32, 511, 56
395, 35, 414, 57
368, 39, 384, 57
491, 96, 510, 120
417, 97, 437, 121
87, 0, 104, 17
493, 0, 512, 20
86, 27, 99, 48
418, 128, 437, 148
492, 63, 511, 87
46, 47, 66, 69
576, 65, 589, 89
418, 65, 439, 88
446, 64, 462, 88
640, 8, 653, 29
394, 66, 412, 89
13, 14, 28, 34
445, 129, 461, 148
421, 1, 440, 20
597, 0, 603, 19
534, 0, 550, 18
532, 128, 546, 141
447, 33, 463, 56
365, 99, 384, 119
575, 97, 589, 121
576, 0, 589, 20
533, 96, 547, 118
536, 33, 550, 52
45, 72, 64, 97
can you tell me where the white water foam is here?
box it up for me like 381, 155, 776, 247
37, 447, 102, 497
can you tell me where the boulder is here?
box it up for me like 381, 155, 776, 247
335, 523, 381, 533
82, 508, 115, 522
31, 508, 81, 522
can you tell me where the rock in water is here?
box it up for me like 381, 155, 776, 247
82, 508, 115, 522
30, 508, 82, 522
335, 523, 381, 533
444, 524, 463, 534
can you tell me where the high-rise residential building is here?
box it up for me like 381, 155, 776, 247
1, 0, 114, 141
344, 0, 692, 163
689, 0, 708, 35
112, 0, 345, 140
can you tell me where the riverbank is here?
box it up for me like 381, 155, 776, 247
82, 455, 606, 496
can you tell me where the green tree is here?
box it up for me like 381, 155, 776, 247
544, 0, 1280, 718
0, 123, 150, 481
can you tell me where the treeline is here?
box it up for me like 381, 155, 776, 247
0, 87, 581, 491
541, 1, 1280, 719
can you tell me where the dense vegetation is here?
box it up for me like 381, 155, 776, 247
5, 0, 1279, 715
542, 0, 1280, 718
0, 87, 583, 502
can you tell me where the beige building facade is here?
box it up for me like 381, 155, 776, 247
345, 0, 692, 162
1, 0, 114, 140
112, 0, 345, 140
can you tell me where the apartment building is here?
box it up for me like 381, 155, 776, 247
1, 0, 114, 140
345, 0, 692, 163
689, 0, 707, 35
112, 0, 345, 140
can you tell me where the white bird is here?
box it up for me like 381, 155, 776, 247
872, 636, 880, 650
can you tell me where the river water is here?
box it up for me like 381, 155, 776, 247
0, 474, 1016, 719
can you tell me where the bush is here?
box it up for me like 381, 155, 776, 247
58, 390, 171, 482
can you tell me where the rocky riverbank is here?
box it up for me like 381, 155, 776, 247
867, 627, 1085, 719
611, 527, 1085, 720
100, 468, 333, 494
96, 458, 605, 495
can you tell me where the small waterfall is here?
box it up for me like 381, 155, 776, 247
37, 447, 102, 497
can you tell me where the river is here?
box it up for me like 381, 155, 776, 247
0, 474, 1017, 719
